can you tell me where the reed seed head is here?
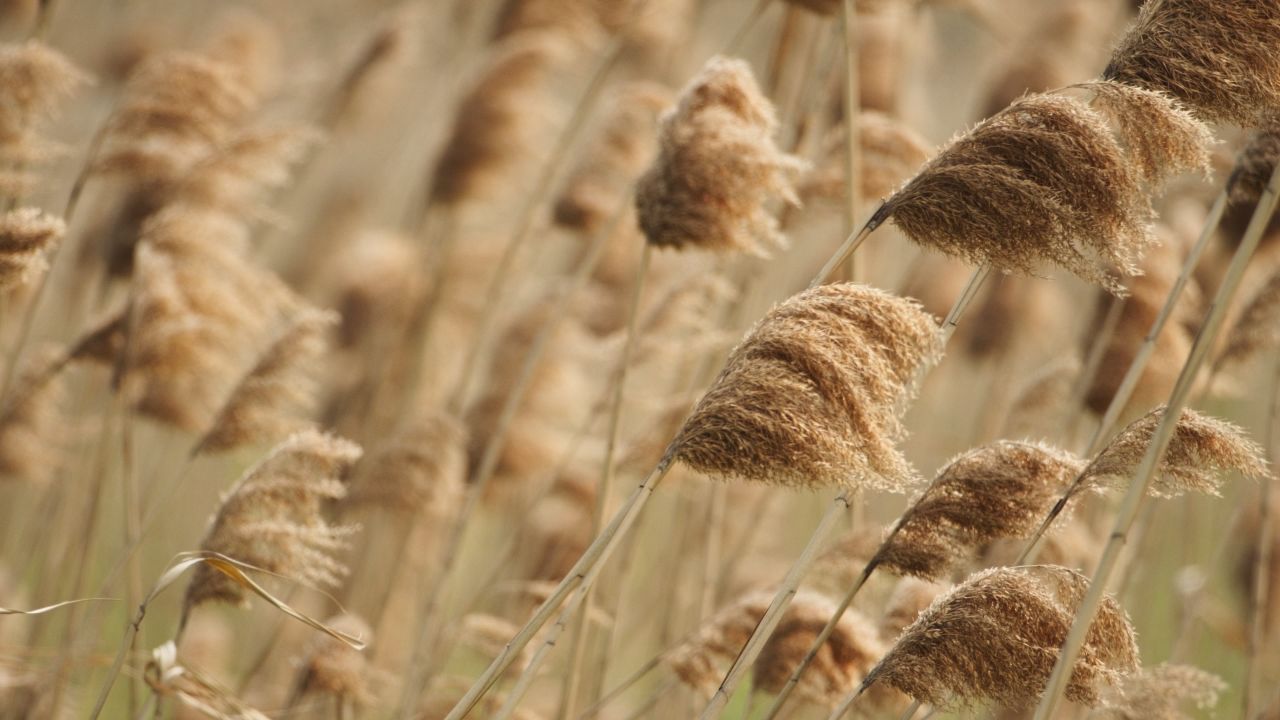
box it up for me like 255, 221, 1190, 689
671, 283, 942, 492
0, 208, 64, 291
668, 590, 774, 697
753, 593, 885, 708
1003, 355, 1081, 439
1227, 116, 1280, 207
1219, 268, 1280, 370
194, 308, 339, 455
801, 112, 933, 205
876, 441, 1085, 579
1103, 0, 1280, 127
184, 430, 362, 610
292, 614, 373, 704
1094, 664, 1224, 719
879, 577, 949, 642
881, 87, 1207, 295
863, 565, 1139, 709
1082, 406, 1270, 498
635, 55, 806, 255
0, 346, 67, 485
0, 40, 88, 146
346, 412, 467, 520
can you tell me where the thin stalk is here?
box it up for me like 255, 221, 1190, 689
809, 207, 885, 291
445, 39, 624, 416
898, 699, 922, 720
1244, 353, 1280, 718
1081, 189, 1228, 456
839, 0, 861, 283
441, 458, 676, 720
620, 677, 678, 720
700, 483, 728, 619
824, 679, 865, 720
1032, 159, 1280, 720
575, 645, 670, 719
559, 243, 654, 720
698, 492, 851, 718
393, 203, 625, 718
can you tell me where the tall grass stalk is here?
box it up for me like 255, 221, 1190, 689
1244, 353, 1280, 718
1032, 158, 1280, 720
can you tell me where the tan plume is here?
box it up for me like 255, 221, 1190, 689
1091, 663, 1224, 720
671, 283, 942, 492
753, 593, 884, 708
0, 208, 63, 290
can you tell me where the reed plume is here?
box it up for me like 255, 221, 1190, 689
635, 55, 806, 255
182, 430, 362, 611
554, 82, 669, 235
1219, 268, 1280, 370
1091, 664, 1224, 720
1228, 115, 1280, 206
879, 577, 948, 641
753, 593, 884, 708
0, 208, 63, 290
860, 565, 1139, 709
1080, 406, 1269, 499
875, 441, 1085, 579
524, 469, 596, 582
669, 591, 774, 697
0, 346, 66, 485
0, 40, 88, 195
878, 86, 1208, 294
427, 32, 569, 207
670, 283, 942, 492
1103, 0, 1280, 127
290, 613, 374, 707
345, 412, 466, 520
1003, 355, 1081, 439
800, 112, 932, 205
193, 307, 338, 455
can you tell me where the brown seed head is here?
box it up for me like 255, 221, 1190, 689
184, 430, 361, 610
671, 283, 942, 492
0, 345, 67, 485
1219, 267, 1280, 369
346, 412, 467, 519
1094, 663, 1224, 720
0, 40, 88, 144
428, 32, 569, 206
1082, 406, 1270, 498
1103, 0, 1280, 127
293, 614, 374, 704
753, 593, 885, 708
800, 112, 933, 205
194, 308, 339, 455
553, 82, 670, 234
876, 441, 1085, 579
881, 88, 1207, 295
1002, 355, 1082, 439
863, 565, 1139, 709
1228, 116, 1280, 206
635, 56, 806, 255
669, 590, 774, 696
0, 208, 63, 291
879, 577, 949, 642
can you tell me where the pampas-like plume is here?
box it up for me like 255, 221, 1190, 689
669, 591, 773, 697
1218, 268, 1280, 369
1003, 355, 1081, 439
877, 86, 1208, 294
427, 32, 569, 207
879, 577, 948, 641
1228, 116, 1280, 206
1080, 406, 1269, 498
345, 412, 466, 520
1103, 0, 1280, 126
193, 308, 338, 455
635, 55, 806, 255
0, 346, 65, 484
290, 614, 374, 706
860, 565, 1139, 709
875, 441, 1085, 578
0, 41, 88, 144
800, 112, 932, 205
670, 283, 942, 491
553, 82, 669, 234
0, 208, 63, 290
1091, 664, 1224, 719
183, 430, 361, 611
753, 594, 884, 708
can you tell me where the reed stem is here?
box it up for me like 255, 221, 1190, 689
1244, 353, 1280, 719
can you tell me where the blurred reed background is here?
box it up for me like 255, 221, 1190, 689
0, 0, 1277, 718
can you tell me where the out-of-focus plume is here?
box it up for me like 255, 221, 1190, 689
753, 593, 884, 708
290, 614, 374, 707
671, 283, 942, 492
879, 577, 949, 641
0, 40, 88, 194
1091, 664, 1224, 719
325, 4, 424, 129
635, 56, 806, 255
799, 112, 932, 205
0, 345, 66, 485
182, 430, 361, 611
0, 208, 63, 290
1002, 355, 1082, 439
346, 412, 466, 521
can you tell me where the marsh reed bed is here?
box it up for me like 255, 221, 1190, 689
0, 0, 1278, 718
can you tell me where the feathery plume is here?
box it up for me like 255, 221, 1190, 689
800, 112, 932, 205
1228, 116, 1280, 206
670, 283, 942, 492
980, 2, 1103, 118
862, 565, 1139, 709
1219, 268, 1280, 369
878, 88, 1207, 294
321, 229, 426, 351
183, 430, 362, 610
1003, 355, 1081, 439
1081, 406, 1269, 498
345, 412, 466, 519
1080, 81, 1212, 187
0, 346, 66, 485
1103, 0, 1280, 126
875, 441, 1085, 579
669, 591, 774, 697
1092, 664, 1224, 719
0, 40, 89, 144
635, 56, 806, 255
427, 32, 569, 207
0, 208, 63, 290
194, 308, 339, 455
554, 82, 669, 234
291, 614, 374, 706
753, 593, 884, 708
524, 469, 596, 582
1085, 224, 1200, 416
879, 577, 949, 641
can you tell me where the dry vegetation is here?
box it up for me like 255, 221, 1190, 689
2, 1, 1280, 719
